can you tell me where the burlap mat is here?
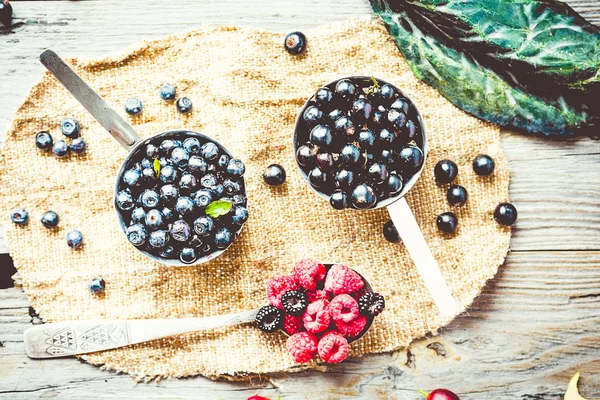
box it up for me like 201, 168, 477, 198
0, 19, 511, 380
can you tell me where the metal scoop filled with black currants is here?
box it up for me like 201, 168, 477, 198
294, 76, 457, 317
39, 50, 248, 266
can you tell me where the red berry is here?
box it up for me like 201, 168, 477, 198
286, 332, 318, 363
307, 289, 329, 302
302, 299, 331, 334
247, 396, 271, 400
324, 264, 364, 295
428, 389, 460, 400
318, 331, 349, 363
283, 314, 304, 335
293, 258, 326, 290
266, 276, 298, 309
329, 294, 360, 323
335, 314, 367, 338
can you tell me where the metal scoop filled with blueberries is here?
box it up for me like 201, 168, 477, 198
39, 50, 248, 266
294, 77, 457, 317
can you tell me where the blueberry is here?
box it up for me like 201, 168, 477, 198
217, 154, 231, 170
141, 168, 155, 182
162, 207, 175, 223
447, 185, 468, 206
378, 128, 395, 146
159, 184, 179, 204
146, 144, 159, 158
69, 138, 86, 154
473, 154, 495, 176
170, 220, 191, 242
179, 173, 198, 192
296, 143, 317, 168
160, 165, 178, 184
367, 162, 388, 184
223, 179, 241, 195
116, 189, 135, 211
149, 229, 170, 248
212, 184, 225, 197
189, 234, 204, 248
263, 164, 286, 186
179, 247, 197, 264
405, 120, 418, 140
200, 142, 219, 161
159, 139, 179, 155
390, 98, 409, 114
159, 83, 176, 101
334, 169, 354, 190
88, 278, 106, 294
379, 84, 396, 101
159, 246, 175, 258
175, 196, 195, 216
183, 137, 201, 155
140, 189, 160, 209
358, 129, 376, 149
176, 97, 193, 114
434, 160, 458, 184
437, 212, 458, 234
35, 131, 53, 150
351, 184, 377, 209
10, 208, 29, 225
200, 173, 218, 189
340, 144, 363, 167
303, 106, 323, 127
122, 168, 142, 187
398, 145, 424, 172
60, 119, 80, 138
159, 156, 172, 168
330, 191, 348, 210
231, 206, 249, 225
214, 228, 233, 249
327, 108, 344, 121
188, 156, 208, 174
308, 167, 329, 189
169, 147, 189, 169
66, 230, 83, 249
52, 140, 70, 158
193, 215, 215, 236
131, 207, 146, 224
386, 173, 404, 196
127, 224, 147, 246
387, 109, 407, 131
334, 116, 355, 138
335, 79, 357, 100
383, 220, 401, 243
124, 98, 143, 116
284, 31, 307, 55
315, 87, 333, 106
232, 194, 246, 206
192, 189, 214, 209
309, 125, 333, 148
494, 203, 518, 226
226, 158, 245, 177
145, 209, 164, 230
351, 98, 372, 122
371, 110, 384, 126
380, 149, 395, 166
315, 153, 334, 171
40, 211, 60, 229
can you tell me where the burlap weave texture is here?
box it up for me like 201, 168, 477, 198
0, 19, 511, 379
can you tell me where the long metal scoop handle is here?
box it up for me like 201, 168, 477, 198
39, 49, 142, 151
24, 308, 260, 359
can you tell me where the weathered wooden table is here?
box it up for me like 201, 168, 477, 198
1, 1, 599, 399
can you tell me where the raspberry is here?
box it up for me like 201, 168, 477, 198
318, 331, 349, 363
307, 289, 329, 303
283, 314, 305, 335
335, 314, 367, 338
281, 290, 308, 316
293, 258, 326, 290
358, 292, 386, 317
324, 264, 364, 295
302, 299, 331, 334
267, 276, 299, 309
329, 294, 360, 323
247, 397, 271, 400
255, 305, 283, 333
286, 332, 318, 363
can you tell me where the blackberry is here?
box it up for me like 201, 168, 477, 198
358, 292, 386, 317
281, 290, 308, 316
255, 305, 283, 333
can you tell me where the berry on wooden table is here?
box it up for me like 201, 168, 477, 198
494, 202, 518, 226
419, 388, 460, 400
10, 208, 28, 225
284, 31, 307, 55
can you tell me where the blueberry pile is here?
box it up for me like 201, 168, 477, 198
114, 132, 248, 264
294, 77, 424, 210
35, 118, 87, 158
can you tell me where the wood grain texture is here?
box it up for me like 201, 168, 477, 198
0, 0, 599, 398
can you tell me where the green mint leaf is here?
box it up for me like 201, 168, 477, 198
153, 158, 161, 178
205, 200, 233, 218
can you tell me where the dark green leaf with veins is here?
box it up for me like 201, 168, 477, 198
370, 0, 600, 135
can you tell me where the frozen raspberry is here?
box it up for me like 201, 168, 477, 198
335, 314, 367, 338
302, 299, 331, 334
307, 289, 329, 303
324, 264, 364, 295
318, 331, 349, 363
329, 294, 360, 323
267, 276, 299, 309
286, 332, 318, 363
283, 314, 305, 335
293, 258, 326, 290
247, 396, 270, 400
